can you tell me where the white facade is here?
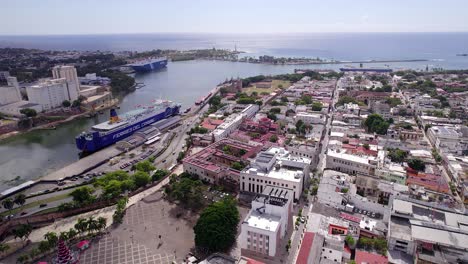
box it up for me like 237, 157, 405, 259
212, 104, 259, 141
0, 77, 22, 105
52, 65, 80, 101
26, 79, 69, 110
240, 147, 310, 201
295, 112, 324, 124
427, 126, 464, 154
240, 186, 293, 257
326, 151, 378, 176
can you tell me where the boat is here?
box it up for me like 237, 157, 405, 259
456, 54, 468, 57
127, 57, 168, 72
75, 100, 180, 153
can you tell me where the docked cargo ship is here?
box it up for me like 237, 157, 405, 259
128, 57, 168, 72
76, 100, 180, 153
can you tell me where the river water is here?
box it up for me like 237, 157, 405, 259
1, 46, 468, 190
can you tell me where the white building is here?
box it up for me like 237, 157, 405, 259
26, 78, 69, 111
0, 77, 21, 105
212, 104, 259, 141
295, 112, 325, 124
240, 186, 293, 257
240, 147, 310, 201
427, 126, 466, 155
326, 150, 378, 176
52, 65, 80, 101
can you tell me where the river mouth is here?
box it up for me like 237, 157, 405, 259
0, 57, 463, 190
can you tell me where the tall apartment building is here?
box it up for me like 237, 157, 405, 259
52, 65, 80, 101
26, 79, 69, 110
240, 186, 293, 257
0, 77, 22, 105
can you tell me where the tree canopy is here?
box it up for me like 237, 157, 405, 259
20, 108, 37, 117
364, 114, 390, 135
69, 186, 96, 205
387, 148, 408, 163
193, 198, 240, 252
408, 158, 426, 171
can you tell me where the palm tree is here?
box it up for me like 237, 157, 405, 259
86, 216, 98, 235
43, 232, 58, 247
2, 198, 14, 211
59, 231, 69, 241
13, 224, 32, 242
96, 217, 107, 233
74, 218, 88, 236
13, 194, 26, 207
67, 228, 78, 241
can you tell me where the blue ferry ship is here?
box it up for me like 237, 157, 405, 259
76, 100, 180, 153
128, 57, 168, 72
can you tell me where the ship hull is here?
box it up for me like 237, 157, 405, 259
130, 59, 168, 72
75, 105, 179, 153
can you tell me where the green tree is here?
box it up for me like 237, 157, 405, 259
231, 162, 245, 171
208, 95, 222, 106
133, 171, 151, 188
135, 160, 156, 173
152, 169, 169, 181
72, 100, 81, 108
269, 134, 278, 143
97, 217, 107, 233
311, 102, 323, 111
408, 158, 426, 171
69, 186, 96, 205
176, 150, 186, 162
75, 218, 88, 235
364, 114, 390, 135
38, 240, 51, 254
62, 100, 71, 107
67, 228, 78, 241
102, 180, 123, 199
13, 224, 32, 242
44, 232, 58, 247
29, 247, 40, 260
17, 254, 29, 264
0, 243, 10, 253
194, 198, 240, 252
387, 148, 408, 163
19, 108, 37, 117
13, 193, 26, 207
2, 198, 14, 211
266, 112, 277, 121
345, 235, 355, 247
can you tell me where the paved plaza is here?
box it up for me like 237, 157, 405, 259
80, 190, 196, 264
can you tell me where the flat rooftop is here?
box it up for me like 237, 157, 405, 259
244, 210, 280, 232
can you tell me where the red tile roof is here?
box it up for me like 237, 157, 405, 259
355, 250, 388, 264
296, 232, 315, 264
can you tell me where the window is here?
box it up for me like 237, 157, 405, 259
259, 234, 263, 238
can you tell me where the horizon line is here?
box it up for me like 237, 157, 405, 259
1, 31, 468, 37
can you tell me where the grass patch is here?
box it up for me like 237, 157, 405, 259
243, 80, 290, 96
1, 192, 70, 217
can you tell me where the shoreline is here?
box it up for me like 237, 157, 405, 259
203, 58, 429, 65
0, 98, 119, 142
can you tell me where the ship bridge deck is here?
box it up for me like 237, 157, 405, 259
92, 121, 129, 131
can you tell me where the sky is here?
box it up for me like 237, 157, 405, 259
2, 0, 468, 35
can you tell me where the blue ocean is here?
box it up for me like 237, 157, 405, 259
1, 32, 468, 69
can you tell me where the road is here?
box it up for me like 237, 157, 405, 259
288, 79, 339, 263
